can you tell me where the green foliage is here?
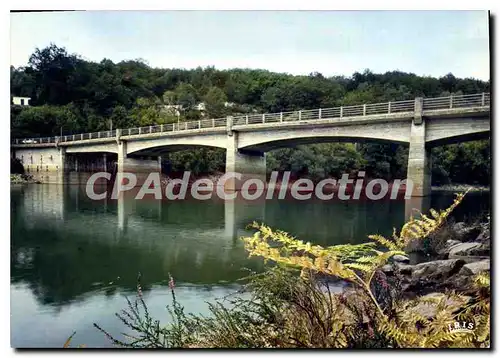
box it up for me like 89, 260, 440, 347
11, 103, 82, 138
267, 143, 366, 180
174, 83, 198, 111
432, 141, 491, 185
166, 148, 225, 176
203, 86, 228, 118
11, 157, 24, 174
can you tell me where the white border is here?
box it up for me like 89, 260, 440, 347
2, 2, 497, 357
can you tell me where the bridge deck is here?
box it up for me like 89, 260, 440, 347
12, 93, 490, 148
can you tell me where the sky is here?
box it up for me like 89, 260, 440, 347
10, 10, 490, 80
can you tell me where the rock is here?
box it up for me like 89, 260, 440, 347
466, 243, 490, 256
452, 222, 482, 242
451, 255, 490, 264
392, 254, 410, 263
437, 239, 462, 258
395, 263, 413, 275
458, 259, 490, 276
381, 264, 394, 274
445, 239, 461, 248
407, 292, 471, 319
411, 259, 465, 283
448, 242, 483, 257
475, 229, 490, 245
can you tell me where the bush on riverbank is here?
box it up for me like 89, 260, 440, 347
10, 173, 40, 184
11, 157, 41, 184
11, 157, 24, 174
92, 193, 490, 348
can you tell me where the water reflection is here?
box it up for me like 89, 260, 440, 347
11, 186, 267, 308
10, 182, 490, 347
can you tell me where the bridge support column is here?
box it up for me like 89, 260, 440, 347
117, 141, 127, 173
225, 132, 266, 190
406, 119, 431, 197
58, 147, 66, 172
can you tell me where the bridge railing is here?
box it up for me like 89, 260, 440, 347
423, 92, 490, 110
12, 92, 490, 145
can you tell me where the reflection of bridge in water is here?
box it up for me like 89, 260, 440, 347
12, 181, 483, 308
11, 184, 267, 306
16, 176, 430, 242
18, 179, 264, 240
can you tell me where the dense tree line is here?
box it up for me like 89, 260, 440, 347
11, 44, 490, 184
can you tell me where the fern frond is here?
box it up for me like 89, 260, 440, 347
368, 234, 399, 251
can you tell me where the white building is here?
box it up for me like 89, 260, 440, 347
195, 102, 206, 111
162, 104, 182, 116
12, 96, 31, 106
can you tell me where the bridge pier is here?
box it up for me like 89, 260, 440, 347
225, 132, 266, 190
117, 139, 162, 186
406, 99, 431, 196
59, 147, 66, 173
117, 140, 127, 173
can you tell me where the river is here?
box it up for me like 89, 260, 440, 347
10, 182, 490, 347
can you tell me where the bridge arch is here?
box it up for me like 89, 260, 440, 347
425, 117, 490, 148
236, 121, 411, 152
125, 133, 228, 156
65, 143, 118, 154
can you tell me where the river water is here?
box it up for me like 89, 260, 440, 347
10, 182, 490, 347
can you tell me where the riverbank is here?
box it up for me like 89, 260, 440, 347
10, 174, 41, 184
382, 215, 491, 296
432, 184, 490, 192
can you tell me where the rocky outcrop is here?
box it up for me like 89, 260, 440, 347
475, 222, 490, 246
437, 239, 461, 258
458, 260, 490, 276
407, 219, 489, 257
383, 259, 466, 292
382, 218, 490, 295
407, 292, 472, 319
452, 222, 482, 242
411, 259, 465, 282
448, 242, 483, 257
391, 254, 410, 263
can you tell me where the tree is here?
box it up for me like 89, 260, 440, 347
109, 105, 131, 129
27, 43, 80, 105
203, 86, 227, 118
174, 83, 198, 111
162, 90, 177, 105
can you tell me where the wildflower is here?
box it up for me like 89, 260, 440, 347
367, 323, 375, 338
168, 274, 175, 290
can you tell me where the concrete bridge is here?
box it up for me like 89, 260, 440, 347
12, 93, 490, 196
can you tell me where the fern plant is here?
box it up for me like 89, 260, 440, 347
242, 192, 490, 348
